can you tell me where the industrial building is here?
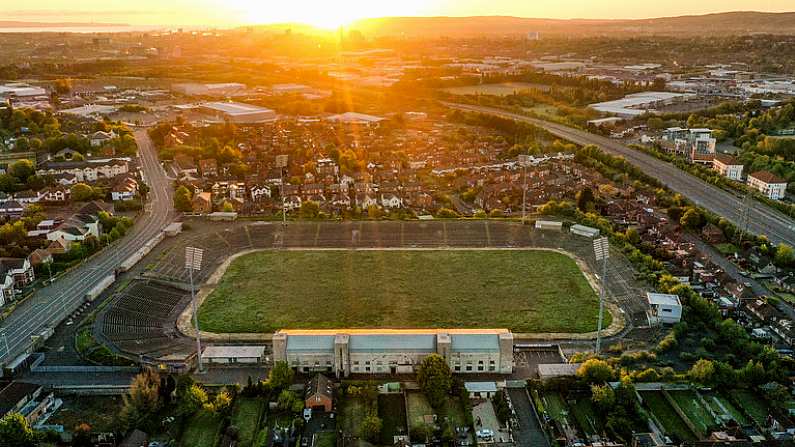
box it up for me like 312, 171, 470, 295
590, 91, 694, 117
272, 329, 514, 377
199, 102, 277, 124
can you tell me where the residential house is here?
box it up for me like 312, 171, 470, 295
39, 186, 70, 203
0, 258, 34, 304
381, 193, 403, 209
173, 154, 198, 178
37, 159, 129, 183
748, 171, 788, 200
88, 130, 116, 147
0, 200, 24, 218
46, 201, 109, 243
305, 374, 334, 412
647, 292, 682, 325
13, 190, 40, 205
192, 192, 213, 214
111, 175, 139, 201
53, 172, 78, 186
0, 382, 55, 425
712, 154, 744, 181
249, 184, 272, 201
199, 158, 218, 178
28, 249, 52, 267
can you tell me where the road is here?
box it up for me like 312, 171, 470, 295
0, 130, 174, 364
445, 103, 795, 246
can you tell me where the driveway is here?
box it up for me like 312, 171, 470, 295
507, 388, 549, 447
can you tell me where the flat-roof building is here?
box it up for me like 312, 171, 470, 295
647, 292, 682, 325
325, 112, 385, 125
199, 101, 276, 124
273, 329, 514, 377
590, 92, 694, 118
202, 345, 266, 365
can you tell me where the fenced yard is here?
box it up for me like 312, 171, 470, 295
640, 391, 696, 442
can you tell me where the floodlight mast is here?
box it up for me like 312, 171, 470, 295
186, 247, 204, 372
593, 237, 609, 355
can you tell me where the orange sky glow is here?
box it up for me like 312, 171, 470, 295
1, 0, 793, 28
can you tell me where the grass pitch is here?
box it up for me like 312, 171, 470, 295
198, 249, 607, 333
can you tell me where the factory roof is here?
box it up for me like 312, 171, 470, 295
201, 101, 274, 116
349, 334, 436, 353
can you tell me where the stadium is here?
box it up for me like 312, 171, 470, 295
93, 220, 650, 370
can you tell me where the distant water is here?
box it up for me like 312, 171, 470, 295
0, 25, 170, 34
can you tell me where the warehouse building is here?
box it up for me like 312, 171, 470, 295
272, 329, 514, 377
199, 101, 277, 124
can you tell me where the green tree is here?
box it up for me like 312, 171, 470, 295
7, 159, 34, 181
70, 183, 95, 202
173, 186, 193, 212
774, 243, 795, 268
576, 187, 596, 212
590, 384, 616, 411
417, 354, 453, 410
121, 370, 162, 428
0, 413, 36, 447
688, 359, 716, 385
222, 201, 235, 213
360, 415, 383, 443
300, 200, 321, 218
577, 359, 615, 384
278, 389, 298, 411
178, 384, 208, 416
268, 361, 294, 390
680, 208, 704, 230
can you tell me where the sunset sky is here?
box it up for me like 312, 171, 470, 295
2, 0, 794, 28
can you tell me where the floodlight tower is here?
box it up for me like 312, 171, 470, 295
593, 236, 610, 355
185, 246, 204, 372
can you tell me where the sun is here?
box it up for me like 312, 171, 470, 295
222, 0, 428, 29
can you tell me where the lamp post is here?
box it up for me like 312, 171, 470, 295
593, 236, 609, 355
185, 246, 204, 372
518, 155, 530, 222
276, 154, 289, 226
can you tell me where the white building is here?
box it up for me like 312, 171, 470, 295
590, 92, 694, 118
272, 329, 514, 377
712, 154, 744, 181
199, 102, 276, 124
0, 258, 35, 306
570, 224, 600, 238
748, 171, 788, 200
325, 112, 385, 125
37, 159, 129, 183
647, 292, 683, 325
202, 345, 266, 365
465, 382, 498, 399
172, 82, 246, 97
535, 220, 563, 231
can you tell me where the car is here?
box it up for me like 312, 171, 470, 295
303, 408, 312, 422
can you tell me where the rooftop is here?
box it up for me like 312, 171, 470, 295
750, 170, 787, 184
646, 292, 682, 307
202, 345, 265, 359
201, 101, 275, 116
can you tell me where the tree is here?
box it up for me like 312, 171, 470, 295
179, 384, 208, 416
121, 370, 162, 428
173, 186, 193, 212
576, 359, 615, 384
222, 201, 235, 213
417, 354, 453, 410
680, 208, 704, 230
72, 423, 93, 447
590, 384, 616, 411
688, 359, 716, 385
268, 361, 294, 390
774, 243, 795, 268
0, 413, 36, 447
300, 200, 320, 218
410, 424, 433, 443
70, 183, 95, 202
7, 159, 34, 181
53, 78, 73, 94
278, 389, 298, 411
360, 415, 383, 443
576, 187, 596, 212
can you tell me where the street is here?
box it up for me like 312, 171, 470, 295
444, 103, 795, 247
0, 130, 174, 364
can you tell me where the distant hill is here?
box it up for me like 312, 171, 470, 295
0, 21, 125, 28
344, 12, 795, 38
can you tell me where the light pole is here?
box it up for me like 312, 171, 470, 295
276, 154, 289, 226
185, 246, 204, 373
0, 330, 9, 358
518, 155, 529, 222
593, 236, 609, 356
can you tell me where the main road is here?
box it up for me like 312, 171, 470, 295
446, 102, 795, 246
0, 130, 174, 364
